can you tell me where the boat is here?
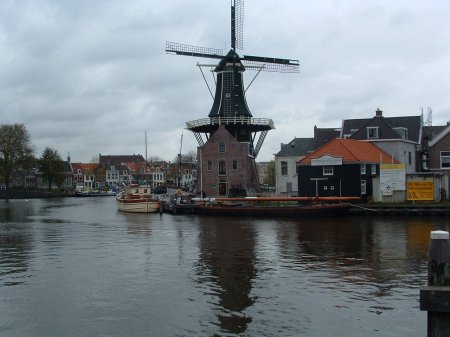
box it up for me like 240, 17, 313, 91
195, 196, 358, 217
115, 185, 160, 213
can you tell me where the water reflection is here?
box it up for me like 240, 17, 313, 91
275, 216, 440, 307
196, 216, 256, 335
1, 198, 449, 337
0, 201, 35, 287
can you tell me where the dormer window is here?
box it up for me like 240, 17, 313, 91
367, 127, 379, 139
393, 127, 408, 139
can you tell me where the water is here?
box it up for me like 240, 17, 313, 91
0, 197, 448, 337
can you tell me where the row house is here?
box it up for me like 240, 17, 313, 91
105, 164, 131, 187
149, 161, 168, 188
71, 163, 105, 191
290, 108, 449, 201
179, 161, 197, 191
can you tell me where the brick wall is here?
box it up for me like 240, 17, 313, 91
197, 125, 256, 197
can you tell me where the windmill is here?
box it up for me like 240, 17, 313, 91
166, 0, 299, 195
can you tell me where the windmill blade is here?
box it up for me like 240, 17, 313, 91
243, 54, 299, 73
231, 0, 244, 50
165, 41, 224, 60
243, 54, 299, 65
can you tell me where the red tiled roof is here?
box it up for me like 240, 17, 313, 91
298, 138, 399, 164
127, 162, 147, 172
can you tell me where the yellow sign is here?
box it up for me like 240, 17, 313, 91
381, 164, 405, 170
407, 181, 434, 201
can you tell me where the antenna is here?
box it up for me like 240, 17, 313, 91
425, 107, 432, 126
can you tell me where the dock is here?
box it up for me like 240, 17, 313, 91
161, 195, 199, 214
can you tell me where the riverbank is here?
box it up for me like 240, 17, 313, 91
348, 203, 450, 215
0, 190, 70, 199
2, 190, 449, 215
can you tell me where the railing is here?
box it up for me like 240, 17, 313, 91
186, 116, 275, 129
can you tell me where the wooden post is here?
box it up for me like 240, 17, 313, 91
420, 230, 450, 337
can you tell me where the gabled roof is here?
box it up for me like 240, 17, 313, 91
313, 126, 340, 150
422, 125, 447, 140
62, 161, 73, 174
71, 163, 99, 173
298, 138, 399, 165
99, 155, 146, 166
275, 137, 314, 157
341, 110, 421, 142
429, 123, 450, 147
127, 162, 148, 173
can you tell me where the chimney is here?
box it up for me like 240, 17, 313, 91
375, 108, 383, 117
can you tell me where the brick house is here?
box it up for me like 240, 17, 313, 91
197, 125, 257, 197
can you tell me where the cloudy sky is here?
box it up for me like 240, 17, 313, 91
1, 0, 449, 163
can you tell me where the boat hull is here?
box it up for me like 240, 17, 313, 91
196, 203, 351, 217
116, 199, 159, 213
115, 187, 160, 213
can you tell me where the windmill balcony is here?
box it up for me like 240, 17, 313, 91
186, 116, 275, 132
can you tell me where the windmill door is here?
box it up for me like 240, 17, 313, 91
218, 180, 228, 196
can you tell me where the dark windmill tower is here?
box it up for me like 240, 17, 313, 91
166, 0, 299, 197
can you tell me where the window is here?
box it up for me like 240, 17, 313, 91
360, 164, 366, 174
361, 180, 366, 194
371, 164, 377, 175
441, 151, 450, 168
219, 161, 226, 175
232, 160, 238, 171
408, 152, 412, 165
281, 161, 288, 176
218, 142, 226, 153
367, 127, 379, 139
207, 161, 213, 171
393, 127, 408, 139
323, 165, 333, 175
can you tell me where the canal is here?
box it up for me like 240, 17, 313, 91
1, 197, 449, 337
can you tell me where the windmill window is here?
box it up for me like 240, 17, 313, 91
207, 161, 213, 171
219, 161, 227, 175
218, 142, 226, 153
232, 160, 238, 171
367, 127, 379, 139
